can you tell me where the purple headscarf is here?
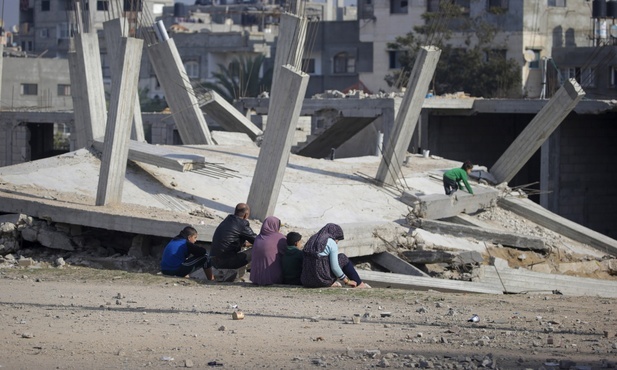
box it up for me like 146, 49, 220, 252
303, 223, 344, 257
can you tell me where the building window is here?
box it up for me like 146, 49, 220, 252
611, 66, 617, 87
485, 49, 507, 62
427, 0, 439, 12
563, 67, 595, 88
528, 49, 541, 69
487, 0, 508, 12
390, 0, 408, 14
548, 0, 566, 7
57, 84, 71, 96
388, 50, 407, 69
334, 53, 355, 74
39, 28, 49, 38
184, 61, 199, 79
427, 0, 469, 14
456, 0, 471, 14
41, 0, 51, 11
21, 84, 38, 96
58, 23, 75, 39
302, 58, 316, 74
97, 0, 110, 11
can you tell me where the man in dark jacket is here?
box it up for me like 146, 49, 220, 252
210, 203, 257, 275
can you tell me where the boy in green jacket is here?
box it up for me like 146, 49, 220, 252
443, 160, 474, 196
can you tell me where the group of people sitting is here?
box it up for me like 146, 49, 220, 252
160, 203, 370, 289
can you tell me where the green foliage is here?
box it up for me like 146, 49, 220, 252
53, 132, 70, 151
139, 88, 168, 113
201, 54, 273, 103
385, 1, 521, 98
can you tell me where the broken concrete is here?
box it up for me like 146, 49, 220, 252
476, 260, 617, 298
412, 218, 548, 252
499, 196, 617, 256
490, 79, 585, 184
376, 46, 441, 186
359, 270, 503, 294
401, 186, 499, 220
200, 90, 263, 140
371, 251, 430, 277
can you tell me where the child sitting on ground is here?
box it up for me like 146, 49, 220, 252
282, 232, 303, 285
443, 160, 474, 196
160, 226, 214, 281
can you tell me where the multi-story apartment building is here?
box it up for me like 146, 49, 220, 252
15, 0, 175, 58
356, 0, 607, 99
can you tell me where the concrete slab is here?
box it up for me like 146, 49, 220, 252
359, 270, 503, 294
372, 251, 430, 277
401, 186, 499, 220
476, 265, 617, 298
92, 139, 208, 172
200, 90, 263, 140
0, 147, 433, 249
296, 117, 377, 159
412, 218, 547, 252
499, 196, 617, 256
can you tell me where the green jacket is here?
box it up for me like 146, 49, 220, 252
444, 168, 473, 194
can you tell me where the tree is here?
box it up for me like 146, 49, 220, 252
139, 88, 168, 113
200, 54, 273, 103
385, 1, 521, 98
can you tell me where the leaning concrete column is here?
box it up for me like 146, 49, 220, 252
96, 37, 143, 206
271, 13, 307, 91
147, 38, 213, 145
490, 79, 585, 184
73, 32, 108, 144
103, 18, 145, 142
0, 44, 3, 104
247, 66, 309, 220
376, 46, 441, 187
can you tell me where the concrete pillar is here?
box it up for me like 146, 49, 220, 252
103, 18, 145, 142
96, 38, 143, 206
247, 66, 310, 220
0, 121, 8, 167
0, 44, 3, 104
540, 127, 561, 212
271, 13, 307, 91
200, 90, 263, 140
68, 51, 88, 148
490, 79, 585, 184
376, 46, 441, 186
146, 39, 213, 145
73, 32, 108, 144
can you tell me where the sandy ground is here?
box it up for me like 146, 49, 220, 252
1, 267, 616, 370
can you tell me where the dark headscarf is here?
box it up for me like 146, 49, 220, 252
303, 223, 344, 257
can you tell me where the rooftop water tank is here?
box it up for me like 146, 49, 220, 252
607, 0, 617, 18
593, 0, 607, 18
174, 3, 188, 18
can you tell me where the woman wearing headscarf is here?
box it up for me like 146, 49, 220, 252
300, 223, 370, 288
250, 216, 287, 286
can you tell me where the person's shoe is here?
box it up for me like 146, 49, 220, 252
356, 282, 371, 289
331, 281, 342, 287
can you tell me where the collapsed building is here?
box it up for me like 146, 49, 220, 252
0, 4, 616, 298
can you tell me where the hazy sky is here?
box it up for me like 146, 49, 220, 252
1, 0, 18, 30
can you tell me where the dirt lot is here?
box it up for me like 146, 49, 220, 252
1, 267, 616, 370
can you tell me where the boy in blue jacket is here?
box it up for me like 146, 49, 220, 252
161, 226, 214, 280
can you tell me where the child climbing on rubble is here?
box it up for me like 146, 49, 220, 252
443, 160, 475, 196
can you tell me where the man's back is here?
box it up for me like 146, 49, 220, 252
210, 214, 256, 258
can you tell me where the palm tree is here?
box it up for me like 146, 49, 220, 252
200, 54, 273, 103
